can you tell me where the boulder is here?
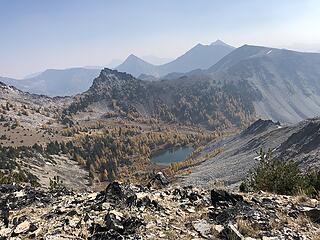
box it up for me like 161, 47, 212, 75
105, 182, 123, 199
122, 217, 144, 235
211, 189, 243, 207
89, 229, 124, 240
13, 220, 30, 235
220, 223, 244, 240
193, 219, 211, 238
126, 194, 137, 208
302, 207, 320, 223
139, 196, 162, 211
0, 204, 9, 228
95, 181, 124, 203
147, 172, 169, 189
0, 184, 22, 193
105, 210, 124, 232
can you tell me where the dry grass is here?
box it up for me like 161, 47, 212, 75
311, 234, 320, 240
296, 194, 310, 204
236, 218, 257, 237
294, 215, 312, 227
273, 209, 316, 238
295, 188, 311, 203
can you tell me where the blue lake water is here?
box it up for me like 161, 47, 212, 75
151, 146, 194, 166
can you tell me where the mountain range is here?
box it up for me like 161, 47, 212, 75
66, 44, 320, 126
116, 40, 235, 77
206, 45, 320, 123
1, 41, 320, 126
0, 40, 234, 96
0, 67, 101, 97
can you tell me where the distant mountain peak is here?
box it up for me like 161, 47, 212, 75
211, 40, 232, 48
123, 54, 151, 64
128, 54, 139, 59
116, 40, 235, 77
194, 43, 205, 48
116, 54, 156, 77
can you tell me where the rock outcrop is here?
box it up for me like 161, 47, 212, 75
0, 181, 319, 239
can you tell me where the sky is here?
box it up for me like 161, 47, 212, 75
1, 0, 320, 78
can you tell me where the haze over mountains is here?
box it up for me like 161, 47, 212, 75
0, 40, 234, 96
0, 68, 101, 97
0, 58, 121, 97
1, 40, 320, 126
116, 40, 235, 77
72, 47, 320, 126
207, 45, 320, 123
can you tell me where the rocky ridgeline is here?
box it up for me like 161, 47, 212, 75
0, 174, 319, 239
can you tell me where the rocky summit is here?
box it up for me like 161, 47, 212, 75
0, 178, 319, 239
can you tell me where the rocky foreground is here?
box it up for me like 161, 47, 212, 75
0, 177, 319, 240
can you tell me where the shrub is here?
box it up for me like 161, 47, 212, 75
49, 175, 66, 191
241, 148, 319, 197
302, 169, 320, 196
0, 169, 40, 187
239, 181, 249, 193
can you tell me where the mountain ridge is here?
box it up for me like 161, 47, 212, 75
0, 67, 101, 97
115, 40, 235, 77
204, 45, 320, 123
67, 68, 259, 130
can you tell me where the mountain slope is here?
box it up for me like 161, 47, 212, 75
0, 81, 72, 146
207, 45, 320, 123
115, 40, 235, 77
1, 67, 101, 96
182, 118, 320, 187
116, 54, 158, 77
66, 68, 259, 130
158, 40, 235, 75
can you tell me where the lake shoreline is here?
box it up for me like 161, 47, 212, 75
150, 145, 194, 166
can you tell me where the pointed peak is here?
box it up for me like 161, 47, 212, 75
195, 43, 205, 47
211, 40, 231, 47
127, 54, 140, 60
123, 54, 149, 64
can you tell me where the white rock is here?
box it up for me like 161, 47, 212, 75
101, 202, 110, 210
86, 192, 98, 200
186, 207, 195, 213
214, 224, 224, 233
109, 210, 123, 219
14, 191, 26, 198
14, 220, 30, 234
193, 219, 211, 237
0, 228, 11, 237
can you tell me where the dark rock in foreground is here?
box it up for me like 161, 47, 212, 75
0, 181, 319, 239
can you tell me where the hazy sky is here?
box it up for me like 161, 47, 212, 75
1, 0, 320, 78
